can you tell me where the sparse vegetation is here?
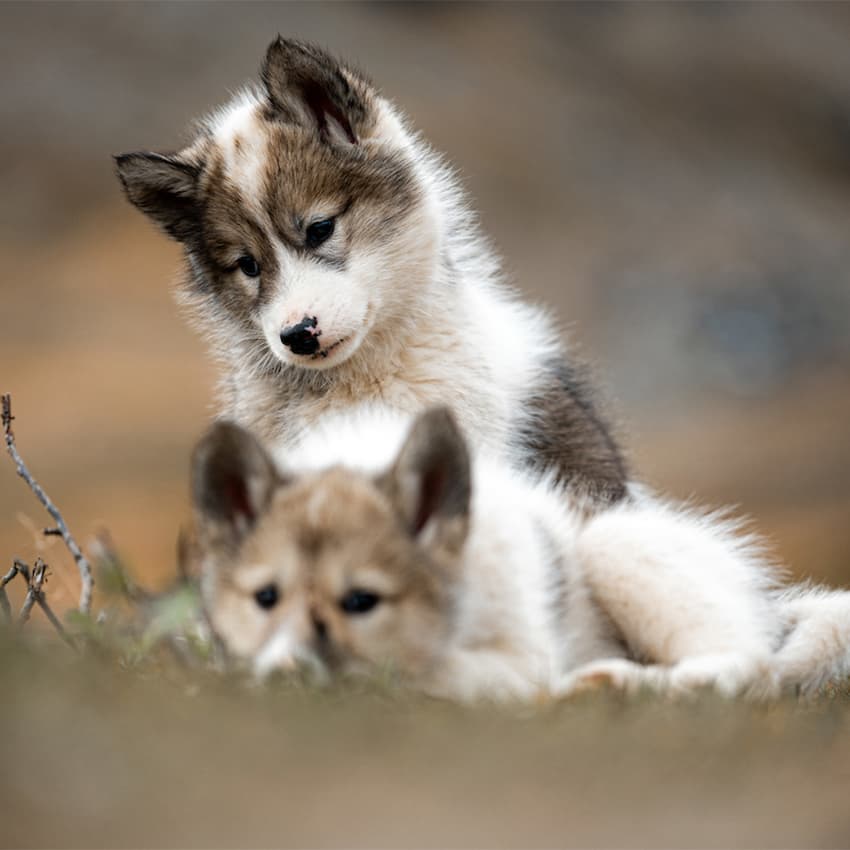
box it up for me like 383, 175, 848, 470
2, 392, 209, 672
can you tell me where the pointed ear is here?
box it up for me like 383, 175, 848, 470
114, 152, 202, 243
261, 37, 372, 146
191, 422, 280, 548
382, 408, 471, 553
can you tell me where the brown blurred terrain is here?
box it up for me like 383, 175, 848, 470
2, 637, 850, 849
2, 3, 849, 600
2, 4, 850, 846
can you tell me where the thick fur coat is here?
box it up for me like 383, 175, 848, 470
116, 38, 627, 501
191, 407, 850, 702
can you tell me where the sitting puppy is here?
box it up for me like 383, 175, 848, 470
116, 37, 626, 502
191, 407, 850, 701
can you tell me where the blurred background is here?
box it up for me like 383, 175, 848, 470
1, 1, 849, 605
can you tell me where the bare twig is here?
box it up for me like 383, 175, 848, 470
18, 558, 46, 625
37, 595, 73, 646
1, 558, 29, 622
0, 581, 10, 620
89, 530, 151, 604
9, 558, 30, 581
2, 394, 94, 613
0, 563, 19, 621
176, 524, 198, 584
4, 557, 75, 648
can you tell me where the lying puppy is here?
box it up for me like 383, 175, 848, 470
191, 406, 850, 701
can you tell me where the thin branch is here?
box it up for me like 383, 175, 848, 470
1, 558, 29, 622
89, 530, 152, 605
18, 558, 46, 625
36, 593, 75, 648
0, 565, 16, 621
2, 394, 94, 613
176, 524, 197, 585
5, 557, 75, 648
9, 558, 30, 582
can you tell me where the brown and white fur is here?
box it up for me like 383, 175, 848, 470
191, 406, 850, 702
116, 37, 626, 501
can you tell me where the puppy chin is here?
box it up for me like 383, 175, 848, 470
276, 328, 366, 371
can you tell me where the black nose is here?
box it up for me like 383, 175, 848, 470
280, 316, 320, 356
312, 613, 328, 643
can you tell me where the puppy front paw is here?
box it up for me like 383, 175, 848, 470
556, 658, 667, 698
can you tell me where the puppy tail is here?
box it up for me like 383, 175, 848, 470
774, 585, 850, 695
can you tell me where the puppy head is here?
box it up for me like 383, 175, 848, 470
116, 38, 439, 373
192, 408, 471, 683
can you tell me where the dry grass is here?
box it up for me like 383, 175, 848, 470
1, 633, 849, 849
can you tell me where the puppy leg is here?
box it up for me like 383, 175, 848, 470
425, 649, 542, 703
557, 654, 776, 699
575, 498, 779, 697
556, 658, 669, 697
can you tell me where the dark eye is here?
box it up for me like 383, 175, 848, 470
237, 254, 261, 277
254, 583, 280, 610
339, 589, 381, 615
305, 218, 335, 250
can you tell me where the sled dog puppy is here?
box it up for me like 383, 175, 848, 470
116, 37, 627, 501
190, 407, 850, 701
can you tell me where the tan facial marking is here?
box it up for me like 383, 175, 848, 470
202, 466, 456, 679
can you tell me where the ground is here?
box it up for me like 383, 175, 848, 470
1, 635, 849, 848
